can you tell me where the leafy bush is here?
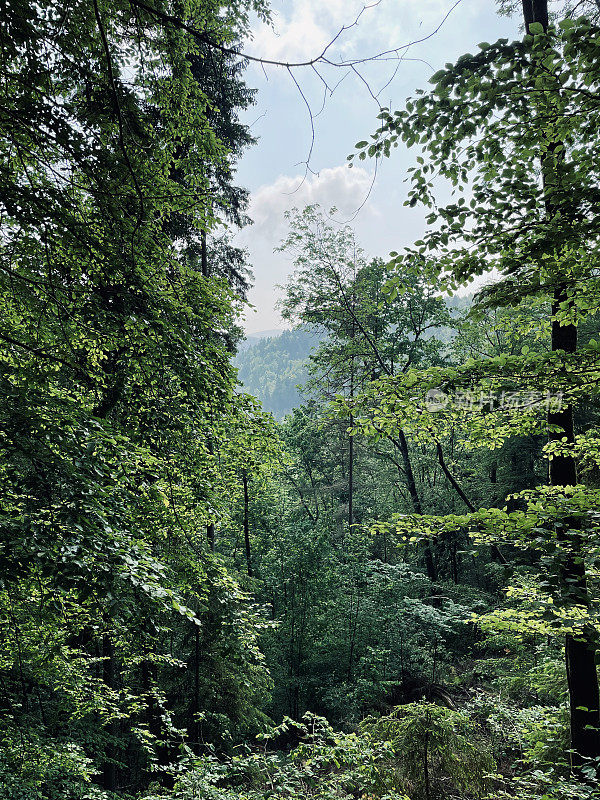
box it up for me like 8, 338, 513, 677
465, 690, 570, 774
0, 729, 107, 800
494, 768, 599, 800
147, 705, 497, 800
146, 713, 410, 800
363, 702, 496, 800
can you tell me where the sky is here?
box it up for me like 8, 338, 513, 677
232, 0, 519, 333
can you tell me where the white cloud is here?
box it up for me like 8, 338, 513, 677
237, 164, 379, 332
248, 0, 368, 65
244, 164, 376, 242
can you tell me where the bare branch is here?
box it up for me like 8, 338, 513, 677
128, 0, 461, 71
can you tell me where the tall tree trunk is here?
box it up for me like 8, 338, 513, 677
398, 429, 437, 581
201, 229, 216, 551
347, 592, 360, 680
399, 429, 422, 514
549, 298, 599, 765
207, 520, 215, 551
522, 0, 600, 765
141, 656, 173, 789
200, 228, 208, 278
101, 634, 117, 792
207, 435, 215, 551
191, 623, 201, 755
349, 359, 354, 531
242, 469, 252, 576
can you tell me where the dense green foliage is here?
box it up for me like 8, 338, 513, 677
0, 0, 271, 795
3, 0, 600, 799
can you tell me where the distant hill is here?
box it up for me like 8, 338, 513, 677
237, 329, 287, 352
431, 293, 473, 343
446, 293, 473, 314
235, 296, 473, 418
234, 327, 322, 418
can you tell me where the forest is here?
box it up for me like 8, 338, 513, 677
2, 0, 600, 798
235, 328, 320, 418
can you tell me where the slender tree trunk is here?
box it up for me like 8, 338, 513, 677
242, 469, 252, 576
347, 592, 360, 680
423, 717, 431, 800
191, 623, 200, 755
349, 360, 354, 531
101, 634, 117, 792
490, 459, 497, 507
399, 430, 422, 514
200, 230, 216, 550
201, 228, 208, 278
522, 0, 600, 765
207, 435, 215, 551
398, 430, 437, 580
141, 656, 173, 789
451, 537, 459, 584
436, 442, 474, 513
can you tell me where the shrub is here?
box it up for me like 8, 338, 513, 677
362, 702, 496, 800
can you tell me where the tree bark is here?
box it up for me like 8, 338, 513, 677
191, 623, 201, 755
201, 232, 215, 550
549, 297, 599, 765
349, 360, 354, 531
523, 0, 600, 766
141, 655, 173, 788
398, 430, 422, 514
101, 634, 117, 792
207, 520, 215, 551
242, 469, 252, 576
207, 436, 215, 551
398, 430, 436, 580
201, 228, 208, 278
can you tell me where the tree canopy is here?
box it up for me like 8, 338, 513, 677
3, 1, 600, 799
